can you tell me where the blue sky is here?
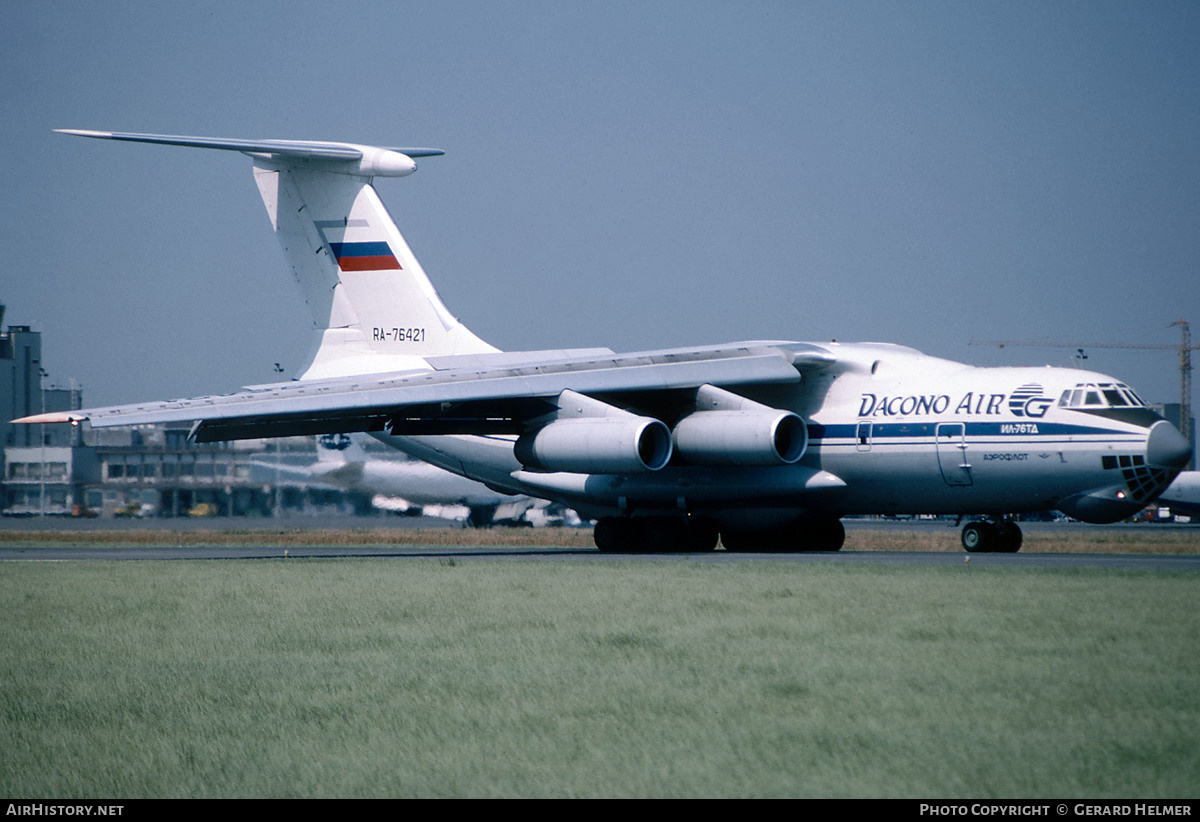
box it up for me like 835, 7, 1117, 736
2, 1, 1197, 409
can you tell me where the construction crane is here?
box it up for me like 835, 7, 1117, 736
970, 320, 1195, 451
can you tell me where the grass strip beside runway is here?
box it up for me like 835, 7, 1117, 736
0, 523, 1197, 553
2, 559, 1197, 798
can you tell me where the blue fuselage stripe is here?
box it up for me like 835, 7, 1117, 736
809, 422, 1126, 440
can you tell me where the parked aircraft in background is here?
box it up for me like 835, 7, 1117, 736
18, 130, 1192, 552
1155, 471, 1200, 517
257, 433, 577, 526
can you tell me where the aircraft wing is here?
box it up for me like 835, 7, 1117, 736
16, 343, 834, 443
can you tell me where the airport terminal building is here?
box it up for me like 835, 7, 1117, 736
4, 418, 348, 519
1, 308, 354, 518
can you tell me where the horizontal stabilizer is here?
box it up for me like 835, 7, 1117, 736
55, 130, 444, 176
55, 127, 501, 374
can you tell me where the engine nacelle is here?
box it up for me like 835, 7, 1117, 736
514, 417, 673, 474
672, 409, 808, 466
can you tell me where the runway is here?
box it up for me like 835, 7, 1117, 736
2, 540, 1198, 571
1, 515, 1196, 569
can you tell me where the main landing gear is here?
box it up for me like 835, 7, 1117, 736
593, 516, 720, 553
720, 518, 845, 552
960, 519, 1023, 553
593, 516, 846, 553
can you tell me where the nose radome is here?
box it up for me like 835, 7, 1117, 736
1147, 420, 1192, 468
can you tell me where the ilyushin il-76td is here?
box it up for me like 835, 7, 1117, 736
18, 130, 1192, 553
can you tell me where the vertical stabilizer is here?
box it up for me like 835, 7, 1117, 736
56, 130, 499, 380
252, 161, 499, 379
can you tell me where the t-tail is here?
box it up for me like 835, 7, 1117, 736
56, 130, 499, 379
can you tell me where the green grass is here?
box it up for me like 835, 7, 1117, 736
1, 559, 1197, 798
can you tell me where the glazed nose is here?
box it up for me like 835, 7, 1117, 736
1147, 420, 1192, 468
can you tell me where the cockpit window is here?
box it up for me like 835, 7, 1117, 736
1102, 388, 1125, 406
1058, 383, 1147, 410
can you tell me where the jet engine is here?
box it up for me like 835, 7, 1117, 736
670, 384, 808, 467
672, 409, 807, 466
514, 417, 673, 474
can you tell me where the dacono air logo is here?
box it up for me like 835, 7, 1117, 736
1007, 384, 1053, 418
857, 385, 1055, 418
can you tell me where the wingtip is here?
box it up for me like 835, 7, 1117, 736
55, 128, 112, 138
11, 412, 84, 425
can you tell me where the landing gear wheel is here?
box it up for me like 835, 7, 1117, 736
685, 517, 720, 552
594, 517, 630, 553
720, 519, 845, 552
994, 520, 1023, 553
961, 521, 996, 553
594, 516, 720, 553
718, 528, 777, 552
961, 520, 1023, 553
808, 519, 846, 551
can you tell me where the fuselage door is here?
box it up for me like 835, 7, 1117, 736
935, 422, 973, 486
856, 422, 873, 452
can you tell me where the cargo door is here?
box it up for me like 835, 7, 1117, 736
935, 423, 973, 486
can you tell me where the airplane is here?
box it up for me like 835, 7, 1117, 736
255, 433, 575, 526
1155, 471, 1200, 518
16, 129, 1193, 553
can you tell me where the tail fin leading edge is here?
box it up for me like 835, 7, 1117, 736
58, 130, 499, 379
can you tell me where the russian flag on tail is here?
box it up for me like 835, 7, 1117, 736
329, 241, 401, 271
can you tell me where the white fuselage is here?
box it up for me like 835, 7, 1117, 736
373, 342, 1183, 527
798, 345, 1156, 517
